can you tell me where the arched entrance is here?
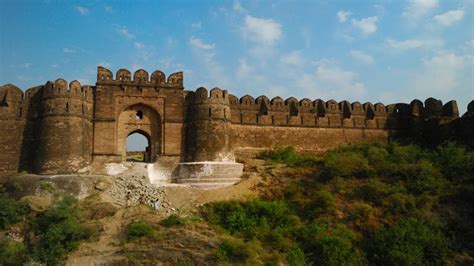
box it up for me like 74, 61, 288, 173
117, 104, 161, 162
126, 130, 151, 162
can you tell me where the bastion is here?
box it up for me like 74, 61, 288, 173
0, 67, 472, 188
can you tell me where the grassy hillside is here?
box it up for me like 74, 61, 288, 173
204, 142, 474, 265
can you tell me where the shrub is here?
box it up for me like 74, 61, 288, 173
213, 238, 259, 263
353, 179, 397, 205
367, 217, 449, 265
323, 151, 375, 179
127, 220, 154, 239
286, 246, 307, 266
160, 214, 186, 227
383, 193, 416, 216
349, 202, 373, 221
433, 142, 474, 183
0, 197, 30, 229
33, 196, 92, 265
259, 146, 321, 168
305, 190, 336, 217
0, 239, 29, 266
204, 199, 299, 240
396, 160, 447, 194
298, 222, 364, 265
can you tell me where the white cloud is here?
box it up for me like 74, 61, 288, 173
434, 8, 465, 26
402, 0, 438, 20
104, 5, 113, 13
134, 42, 145, 49
242, 15, 282, 45
412, 53, 467, 97
75, 6, 89, 15
350, 50, 374, 64
189, 36, 215, 50
114, 25, 134, 39
351, 16, 378, 35
63, 47, 76, 53
335, 32, 354, 42
50, 64, 59, 68
466, 40, 474, 47
233, 1, 247, 14
386, 38, 443, 51
236, 58, 254, 79
337, 10, 351, 23
189, 36, 228, 87
281, 51, 305, 66
191, 21, 202, 29
295, 59, 368, 100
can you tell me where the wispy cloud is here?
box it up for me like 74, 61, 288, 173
337, 10, 351, 23
434, 8, 465, 26
189, 36, 215, 50
191, 21, 202, 29
75, 6, 90, 16
19, 63, 32, 69
134, 42, 145, 49
351, 16, 378, 35
114, 25, 134, 39
104, 5, 113, 13
350, 50, 374, 64
63, 47, 76, 53
280, 51, 305, 66
386, 38, 443, 51
402, 0, 438, 20
233, 1, 247, 14
242, 15, 282, 46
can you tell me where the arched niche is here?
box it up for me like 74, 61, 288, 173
116, 103, 161, 162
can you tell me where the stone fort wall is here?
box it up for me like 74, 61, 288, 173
0, 67, 472, 176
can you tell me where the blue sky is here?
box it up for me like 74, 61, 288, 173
1, 0, 473, 114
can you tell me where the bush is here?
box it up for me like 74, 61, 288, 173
127, 220, 155, 239
353, 179, 400, 205
160, 214, 186, 227
349, 202, 373, 221
214, 238, 259, 263
433, 142, 474, 183
395, 160, 447, 194
323, 151, 375, 179
298, 222, 364, 265
367, 217, 450, 265
33, 196, 92, 265
204, 199, 299, 241
0, 239, 29, 266
259, 146, 321, 168
286, 246, 307, 266
0, 197, 30, 229
305, 190, 336, 217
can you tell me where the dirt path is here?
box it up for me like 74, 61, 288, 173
66, 210, 126, 265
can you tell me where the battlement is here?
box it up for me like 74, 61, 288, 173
185, 87, 229, 105
40, 79, 93, 102
97, 66, 183, 87
225, 93, 465, 129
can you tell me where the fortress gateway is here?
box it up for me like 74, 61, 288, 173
0, 67, 473, 185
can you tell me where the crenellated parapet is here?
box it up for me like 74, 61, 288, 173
0, 84, 25, 120
226, 93, 464, 130
37, 79, 93, 119
96, 66, 183, 87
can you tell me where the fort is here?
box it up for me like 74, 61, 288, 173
1, 66, 473, 186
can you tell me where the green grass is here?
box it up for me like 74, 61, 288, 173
127, 220, 155, 239
258, 146, 321, 168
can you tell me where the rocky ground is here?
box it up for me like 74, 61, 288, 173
0, 157, 269, 265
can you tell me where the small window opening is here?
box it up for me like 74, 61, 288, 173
224, 108, 226, 118
136, 110, 143, 120
66, 102, 69, 113
208, 108, 211, 117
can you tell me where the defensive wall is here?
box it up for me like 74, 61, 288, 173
0, 66, 472, 177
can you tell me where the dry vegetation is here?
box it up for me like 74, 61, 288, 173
0, 141, 473, 265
